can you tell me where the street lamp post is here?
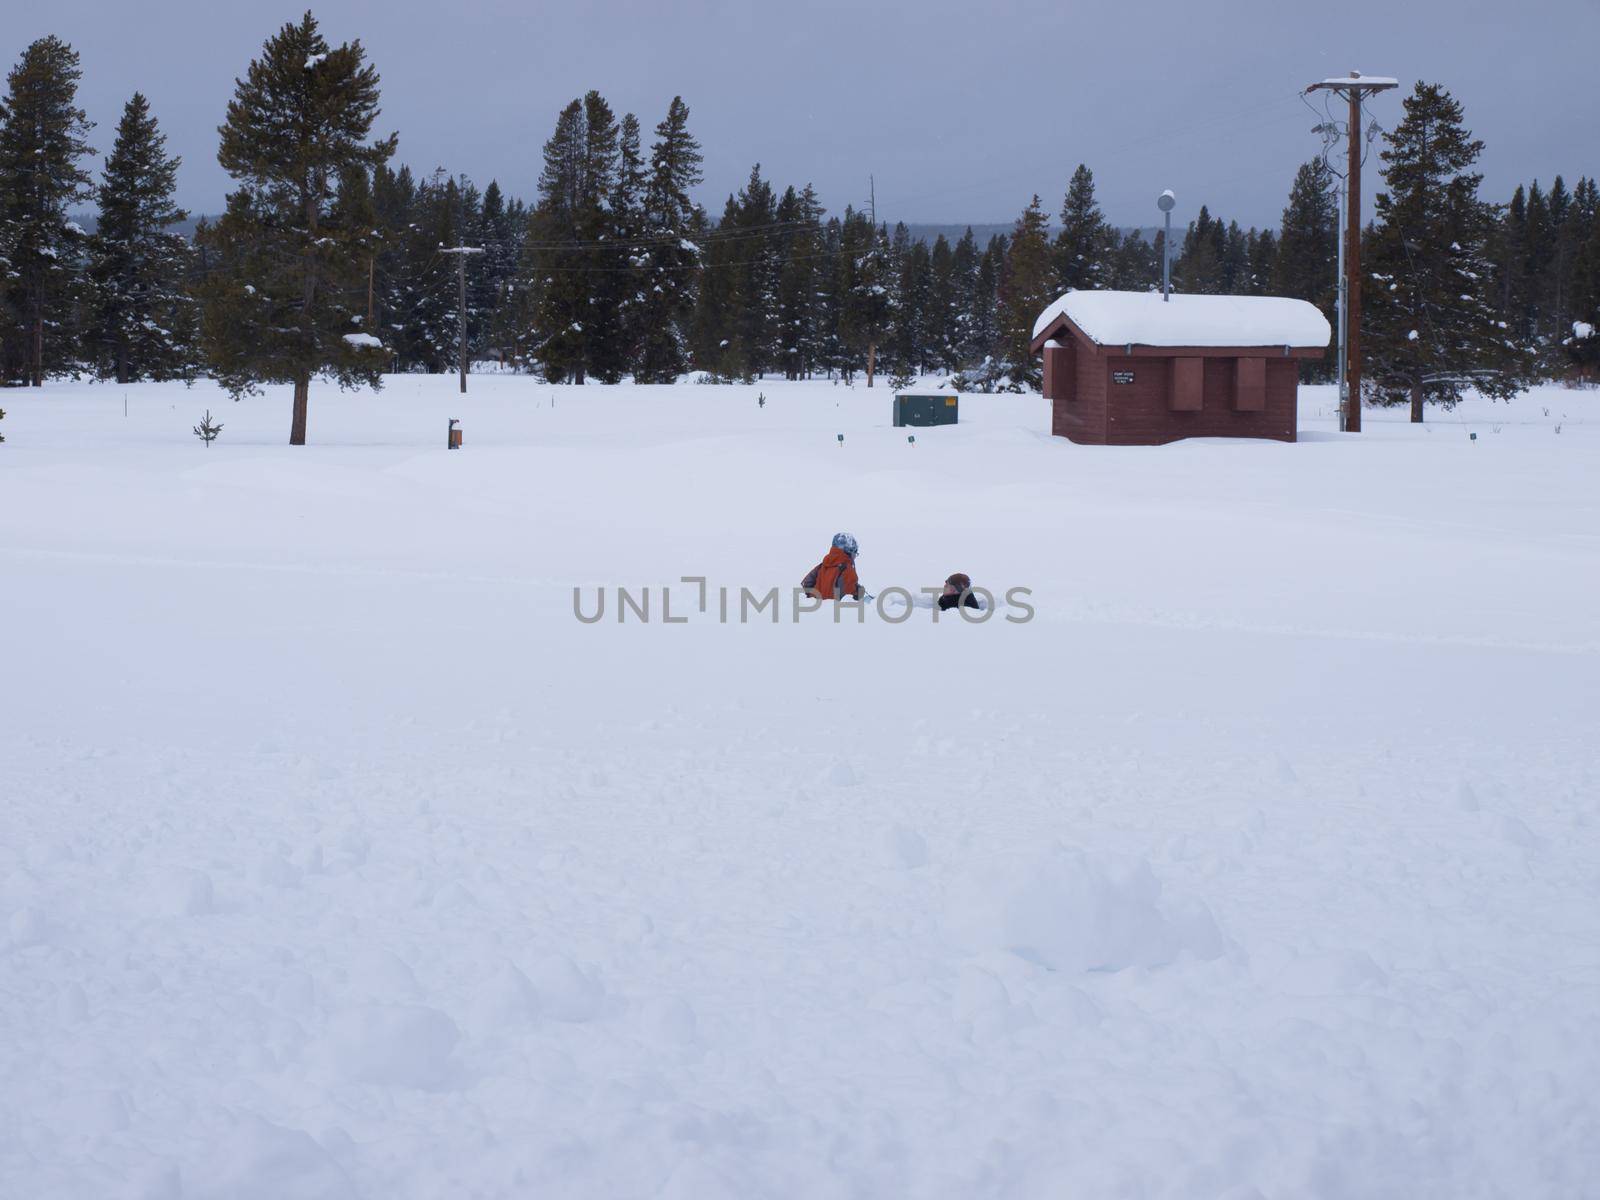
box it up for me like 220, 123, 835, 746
1157, 190, 1176, 301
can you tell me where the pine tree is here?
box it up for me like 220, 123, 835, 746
392, 170, 458, 372
690, 194, 743, 379
1546, 175, 1578, 365
577, 94, 625, 383
838, 209, 891, 385
1365, 81, 1527, 420
196, 13, 396, 444
1523, 180, 1554, 354
1106, 229, 1158, 291
595, 112, 647, 380
887, 228, 931, 379
448, 174, 492, 366
192, 409, 223, 446
525, 92, 619, 383
1174, 206, 1227, 294
1493, 183, 1531, 348
949, 227, 979, 364
526, 99, 587, 382
477, 179, 526, 364
731, 163, 779, 379
995, 196, 1054, 389
774, 183, 825, 380
1568, 176, 1600, 380
0, 36, 95, 386
972, 234, 1005, 369
1219, 221, 1251, 293
333, 162, 381, 342
634, 96, 703, 384
88, 93, 197, 383
926, 233, 957, 372
814, 215, 846, 378
1246, 229, 1277, 296
1273, 160, 1338, 374
1054, 164, 1110, 294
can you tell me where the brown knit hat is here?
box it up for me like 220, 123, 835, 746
945, 573, 972, 592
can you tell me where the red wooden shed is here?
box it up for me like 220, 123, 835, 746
1029, 290, 1331, 445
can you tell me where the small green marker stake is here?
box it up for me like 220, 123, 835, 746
907, 435, 915, 445
837, 433, 844, 446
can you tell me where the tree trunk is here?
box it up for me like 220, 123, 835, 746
290, 376, 310, 445
866, 341, 876, 388
1409, 381, 1424, 424
296, 180, 319, 447
31, 315, 44, 388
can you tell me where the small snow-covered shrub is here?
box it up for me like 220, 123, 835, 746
949, 355, 1032, 395
945, 844, 1224, 973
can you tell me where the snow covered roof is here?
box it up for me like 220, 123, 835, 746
1032, 290, 1332, 350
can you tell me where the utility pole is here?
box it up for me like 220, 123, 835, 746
866, 176, 879, 387
1305, 71, 1397, 433
442, 245, 485, 394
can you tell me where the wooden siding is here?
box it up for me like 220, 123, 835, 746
1103, 352, 1298, 445
1075, 333, 1107, 443
1036, 312, 1314, 446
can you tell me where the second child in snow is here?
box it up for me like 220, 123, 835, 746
939, 572, 982, 612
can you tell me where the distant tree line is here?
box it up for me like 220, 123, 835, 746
2, 20, 1598, 441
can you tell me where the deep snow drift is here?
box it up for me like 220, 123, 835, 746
2, 374, 1598, 1198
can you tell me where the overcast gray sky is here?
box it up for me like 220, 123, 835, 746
14, 0, 1598, 230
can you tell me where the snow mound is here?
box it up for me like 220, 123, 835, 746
313, 1004, 460, 1090
192, 1112, 354, 1200
884, 823, 929, 869
7, 906, 58, 948
524, 953, 605, 1023
1276, 948, 1387, 995
346, 946, 421, 1000
472, 961, 541, 1029
823, 758, 858, 787
639, 994, 698, 1046
946, 844, 1224, 972
157, 868, 215, 917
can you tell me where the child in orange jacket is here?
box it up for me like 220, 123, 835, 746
801, 532, 864, 600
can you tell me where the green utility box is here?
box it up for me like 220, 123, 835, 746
893, 393, 959, 428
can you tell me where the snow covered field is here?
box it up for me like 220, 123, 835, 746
3, 374, 1598, 1199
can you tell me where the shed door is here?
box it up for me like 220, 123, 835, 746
1170, 357, 1203, 411
1234, 357, 1266, 411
